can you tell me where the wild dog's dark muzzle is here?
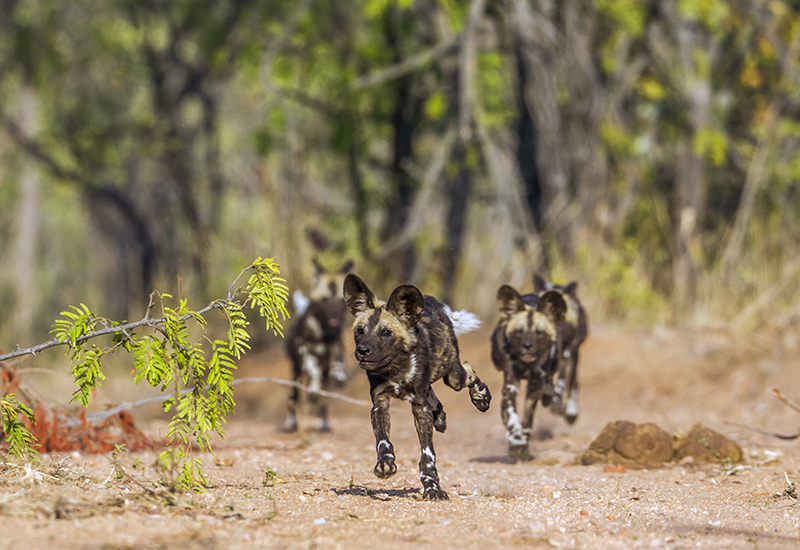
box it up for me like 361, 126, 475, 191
355, 345, 390, 369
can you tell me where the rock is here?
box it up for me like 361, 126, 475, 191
577, 420, 674, 470
672, 424, 743, 464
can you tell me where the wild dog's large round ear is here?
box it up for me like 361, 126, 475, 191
532, 274, 548, 293
563, 281, 577, 296
339, 259, 355, 274
386, 285, 424, 328
497, 285, 525, 318
537, 290, 567, 325
343, 274, 375, 315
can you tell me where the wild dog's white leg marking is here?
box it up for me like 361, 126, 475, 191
283, 410, 297, 431
422, 446, 436, 469
550, 344, 557, 359
302, 353, 322, 392
566, 390, 579, 418
330, 361, 347, 384
405, 354, 418, 383
505, 404, 525, 445
564, 349, 571, 359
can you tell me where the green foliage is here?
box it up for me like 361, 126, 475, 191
243, 257, 290, 338
692, 127, 728, 166
595, 0, 647, 37
0, 395, 37, 460
22, 258, 289, 488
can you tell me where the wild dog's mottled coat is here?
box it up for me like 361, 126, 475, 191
533, 274, 588, 425
344, 274, 491, 500
490, 284, 566, 462
284, 260, 353, 432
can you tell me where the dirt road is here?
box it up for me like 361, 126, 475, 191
2, 326, 800, 549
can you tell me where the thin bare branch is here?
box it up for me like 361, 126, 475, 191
0, 301, 227, 364
66, 375, 370, 426
774, 389, 800, 416
350, 36, 461, 91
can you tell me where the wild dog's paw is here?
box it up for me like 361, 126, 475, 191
318, 418, 331, 433
373, 455, 397, 478
422, 487, 449, 501
508, 444, 534, 463
564, 391, 579, 425
469, 380, 492, 413
433, 407, 447, 433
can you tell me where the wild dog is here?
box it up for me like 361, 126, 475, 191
343, 274, 491, 500
490, 285, 566, 462
284, 259, 354, 432
533, 274, 588, 425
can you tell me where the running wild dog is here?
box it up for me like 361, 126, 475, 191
284, 260, 353, 433
533, 274, 588, 425
343, 274, 491, 500
490, 284, 566, 462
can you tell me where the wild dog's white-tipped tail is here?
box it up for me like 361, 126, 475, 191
443, 304, 482, 336
293, 290, 310, 316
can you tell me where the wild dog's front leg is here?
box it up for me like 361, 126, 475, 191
521, 376, 545, 452
443, 361, 491, 412
463, 361, 491, 412
302, 351, 330, 432
426, 388, 447, 433
329, 338, 347, 387
411, 399, 448, 500
501, 371, 531, 462
370, 395, 397, 478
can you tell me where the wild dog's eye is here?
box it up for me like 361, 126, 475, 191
356, 326, 365, 335
380, 328, 392, 337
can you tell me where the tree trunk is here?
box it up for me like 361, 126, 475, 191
14, 88, 40, 345
442, 142, 472, 306
513, 38, 549, 273
513, 0, 574, 261
562, 0, 604, 237
381, 73, 419, 281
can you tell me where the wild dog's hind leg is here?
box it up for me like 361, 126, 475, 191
443, 361, 491, 412
501, 371, 531, 462
411, 398, 448, 500
563, 346, 580, 424
370, 394, 397, 478
427, 388, 446, 433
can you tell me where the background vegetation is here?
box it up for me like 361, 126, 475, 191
2, 0, 800, 354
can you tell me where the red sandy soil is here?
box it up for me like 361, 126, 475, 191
2, 324, 800, 549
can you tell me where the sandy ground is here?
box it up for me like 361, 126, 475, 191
2, 324, 800, 549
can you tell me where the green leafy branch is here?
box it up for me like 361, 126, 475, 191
0, 395, 37, 460
0, 257, 289, 488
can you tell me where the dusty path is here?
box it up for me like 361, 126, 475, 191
2, 326, 800, 549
